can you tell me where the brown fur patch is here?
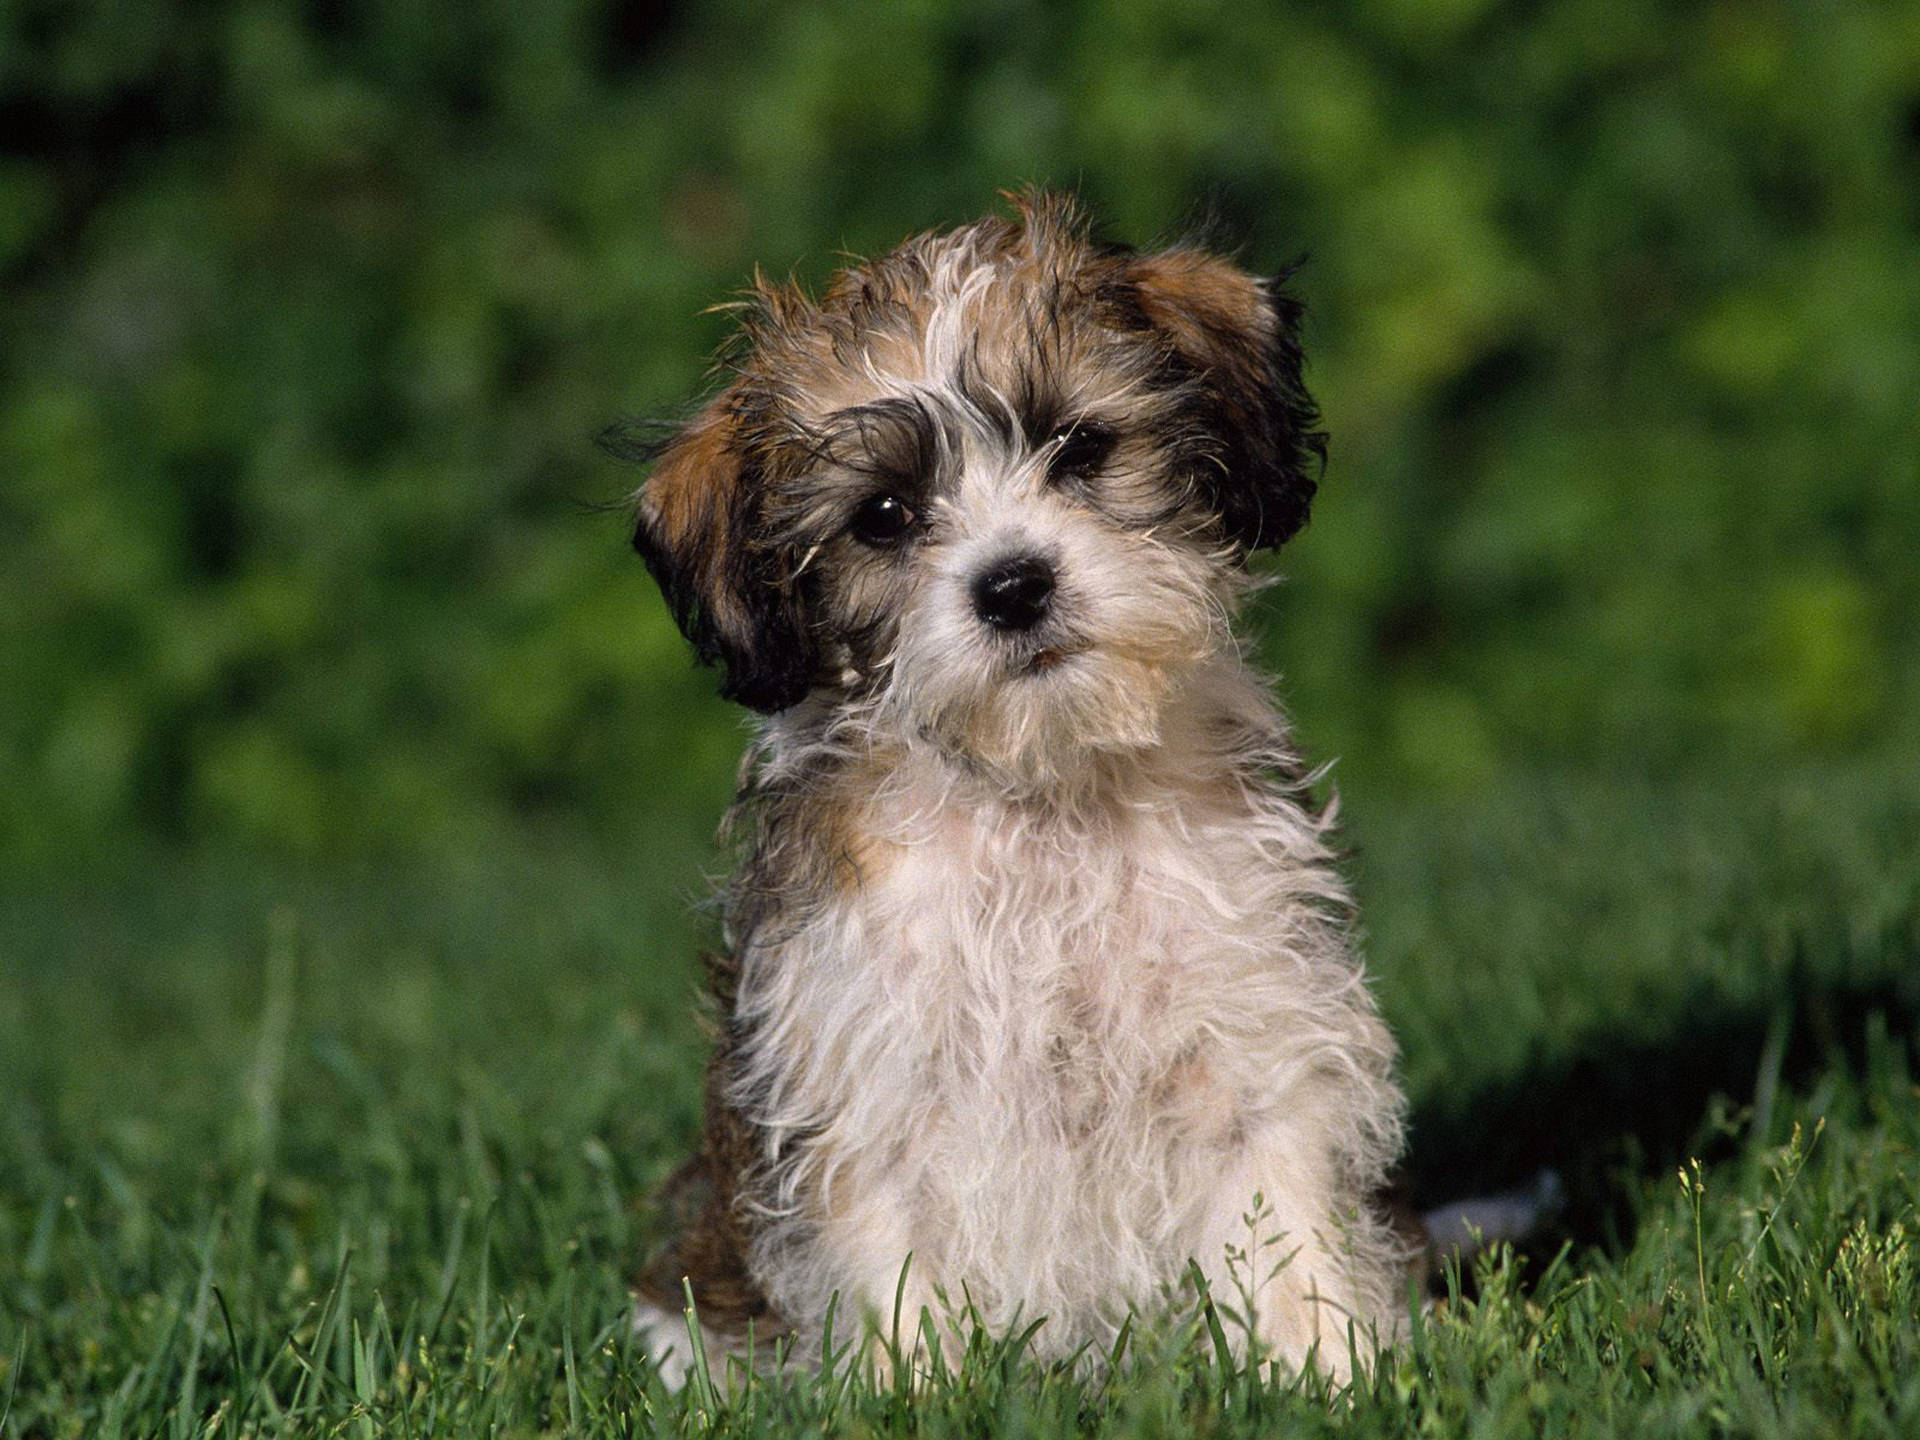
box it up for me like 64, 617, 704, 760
638, 401, 750, 641
633, 384, 820, 711
1377, 1175, 1437, 1294
635, 950, 787, 1346
1128, 250, 1275, 358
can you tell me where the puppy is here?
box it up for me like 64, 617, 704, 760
623, 192, 1407, 1384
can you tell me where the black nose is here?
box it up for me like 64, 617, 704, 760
971, 555, 1057, 631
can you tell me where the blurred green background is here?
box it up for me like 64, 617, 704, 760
2, 0, 1917, 868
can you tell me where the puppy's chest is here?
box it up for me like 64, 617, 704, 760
872, 824, 1183, 1088
753, 791, 1300, 1140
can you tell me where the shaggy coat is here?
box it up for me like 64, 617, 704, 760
623, 193, 1407, 1382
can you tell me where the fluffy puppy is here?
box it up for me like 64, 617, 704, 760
622, 192, 1407, 1384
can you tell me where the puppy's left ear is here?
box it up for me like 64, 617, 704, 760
1126, 251, 1326, 552
626, 394, 818, 713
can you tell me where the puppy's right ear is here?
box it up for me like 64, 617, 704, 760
625, 395, 818, 713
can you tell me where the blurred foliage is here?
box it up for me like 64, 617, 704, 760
2, 0, 1918, 861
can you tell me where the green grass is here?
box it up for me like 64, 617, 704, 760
3, 760, 1918, 1437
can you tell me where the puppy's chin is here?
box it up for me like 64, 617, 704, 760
884, 625, 1214, 794
969, 648, 1185, 786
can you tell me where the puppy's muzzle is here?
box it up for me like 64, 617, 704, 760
971, 554, 1056, 632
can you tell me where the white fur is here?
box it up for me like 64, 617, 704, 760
632, 1297, 739, 1390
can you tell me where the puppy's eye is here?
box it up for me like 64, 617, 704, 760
849, 493, 916, 547
1046, 422, 1115, 485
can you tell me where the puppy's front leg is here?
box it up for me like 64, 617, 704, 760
801, 1169, 953, 1378
1187, 1118, 1397, 1384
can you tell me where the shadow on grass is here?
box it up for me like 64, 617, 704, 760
1401, 965, 1920, 1256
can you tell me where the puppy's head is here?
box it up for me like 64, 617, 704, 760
628, 192, 1324, 782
